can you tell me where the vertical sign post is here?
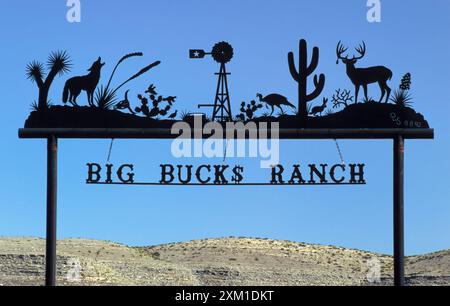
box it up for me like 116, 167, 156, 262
46, 135, 58, 286
393, 135, 405, 286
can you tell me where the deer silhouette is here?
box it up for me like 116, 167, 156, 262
310, 98, 328, 117
336, 41, 392, 103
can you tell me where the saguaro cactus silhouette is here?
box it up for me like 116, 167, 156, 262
288, 39, 325, 121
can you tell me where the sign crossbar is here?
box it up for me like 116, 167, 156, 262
19, 128, 434, 139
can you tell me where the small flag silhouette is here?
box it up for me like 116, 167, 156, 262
189, 49, 206, 59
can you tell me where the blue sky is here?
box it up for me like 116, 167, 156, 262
0, 0, 449, 255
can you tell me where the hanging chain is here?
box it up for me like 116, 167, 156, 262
105, 138, 342, 165
223, 139, 228, 163
104, 138, 343, 166
106, 139, 115, 165
334, 139, 346, 166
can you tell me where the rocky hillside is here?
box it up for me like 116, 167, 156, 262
0, 237, 448, 286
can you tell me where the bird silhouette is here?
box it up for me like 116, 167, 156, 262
168, 110, 178, 119
256, 93, 296, 116
145, 84, 157, 95
164, 96, 177, 105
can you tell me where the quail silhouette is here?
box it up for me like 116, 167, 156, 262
168, 110, 178, 119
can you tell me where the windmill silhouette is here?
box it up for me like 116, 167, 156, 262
190, 41, 234, 122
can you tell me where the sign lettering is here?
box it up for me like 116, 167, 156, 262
86, 163, 366, 186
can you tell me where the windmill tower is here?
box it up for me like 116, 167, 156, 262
190, 41, 234, 122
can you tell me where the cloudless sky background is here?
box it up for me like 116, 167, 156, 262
0, 0, 449, 255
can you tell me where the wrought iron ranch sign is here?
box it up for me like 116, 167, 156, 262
23, 40, 429, 129
19, 38, 434, 287
85, 163, 366, 186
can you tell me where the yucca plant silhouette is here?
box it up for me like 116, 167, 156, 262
95, 52, 161, 110
26, 51, 71, 111
390, 73, 413, 108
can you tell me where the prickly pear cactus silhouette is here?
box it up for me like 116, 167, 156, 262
288, 39, 325, 121
134, 84, 177, 119
237, 100, 263, 121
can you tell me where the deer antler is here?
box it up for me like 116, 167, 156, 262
336, 41, 349, 62
352, 41, 366, 60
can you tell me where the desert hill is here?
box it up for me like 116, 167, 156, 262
0, 237, 448, 286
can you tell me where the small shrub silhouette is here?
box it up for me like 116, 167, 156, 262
31, 100, 52, 111
362, 96, 376, 104
180, 110, 191, 121
332, 89, 353, 109
324, 109, 334, 116
390, 90, 412, 107
95, 85, 117, 110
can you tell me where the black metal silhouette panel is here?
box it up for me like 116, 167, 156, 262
23, 39, 430, 129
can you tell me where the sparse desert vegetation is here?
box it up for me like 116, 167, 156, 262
0, 237, 448, 286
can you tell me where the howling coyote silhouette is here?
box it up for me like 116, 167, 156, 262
63, 57, 105, 106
